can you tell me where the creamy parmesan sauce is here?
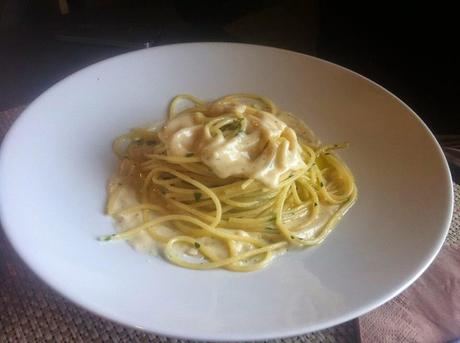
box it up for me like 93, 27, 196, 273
108, 175, 159, 255
158, 105, 307, 188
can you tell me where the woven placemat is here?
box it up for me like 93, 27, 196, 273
0, 107, 457, 343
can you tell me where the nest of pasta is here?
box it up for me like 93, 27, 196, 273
102, 94, 357, 272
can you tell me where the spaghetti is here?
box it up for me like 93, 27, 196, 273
101, 94, 357, 272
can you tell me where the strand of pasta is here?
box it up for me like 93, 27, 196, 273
168, 94, 204, 119
101, 214, 267, 246
165, 237, 286, 271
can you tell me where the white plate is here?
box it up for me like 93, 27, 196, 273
0, 43, 453, 341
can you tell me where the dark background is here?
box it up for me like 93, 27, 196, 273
1, 0, 459, 135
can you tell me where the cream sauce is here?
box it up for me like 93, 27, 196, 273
158, 106, 307, 188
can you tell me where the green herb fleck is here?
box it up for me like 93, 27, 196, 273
320, 182, 324, 187
314, 202, 318, 207
98, 234, 115, 242
222, 118, 243, 132
324, 152, 331, 155
194, 192, 202, 201
185, 153, 194, 157
194, 242, 201, 249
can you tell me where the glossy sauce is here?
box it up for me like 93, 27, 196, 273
158, 105, 307, 188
